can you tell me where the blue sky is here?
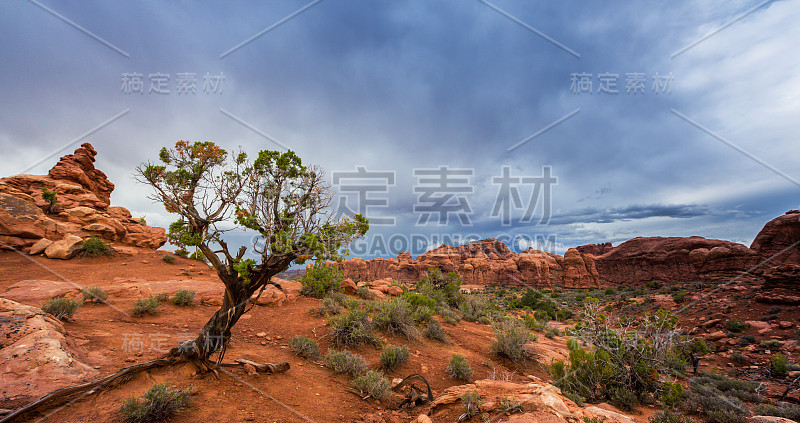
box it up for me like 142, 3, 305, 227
1, 0, 798, 259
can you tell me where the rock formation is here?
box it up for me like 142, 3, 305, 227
329, 239, 600, 289
750, 210, 800, 266
0, 143, 166, 254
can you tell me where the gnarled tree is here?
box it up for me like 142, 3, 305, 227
136, 140, 368, 370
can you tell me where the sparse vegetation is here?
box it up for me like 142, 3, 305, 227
301, 262, 344, 298
490, 318, 533, 362
170, 289, 196, 306
328, 309, 379, 348
424, 319, 448, 342
379, 345, 409, 372
459, 389, 482, 420
446, 353, 472, 381
120, 383, 193, 423
324, 350, 368, 376
760, 339, 781, 349
154, 292, 169, 302
161, 254, 176, 264
355, 286, 375, 300
753, 402, 800, 421
42, 297, 81, 320
649, 410, 695, 423
725, 320, 749, 333
80, 285, 108, 303
289, 335, 321, 360
82, 236, 112, 257
312, 294, 346, 316
771, 353, 790, 376
132, 297, 161, 316
683, 372, 757, 423
41, 186, 58, 213
373, 298, 420, 340
352, 371, 391, 400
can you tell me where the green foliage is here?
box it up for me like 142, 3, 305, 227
289, 336, 321, 360
417, 269, 462, 307
660, 382, 685, 407
82, 236, 112, 257
424, 319, 448, 342
373, 298, 420, 340
80, 286, 108, 303
753, 402, 800, 421
328, 309, 379, 348
379, 345, 409, 372
324, 350, 367, 377
760, 339, 781, 349
438, 307, 461, 325
161, 254, 176, 264
671, 290, 688, 303
490, 318, 533, 362
459, 390, 482, 420
458, 295, 492, 322
352, 371, 391, 400
301, 262, 344, 298
499, 396, 523, 414
154, 292, 169, 302
41, 187, 58, 212
725, 320, 749, 333
312, 294, 345, 316
646, 281, 663, 290
510, 288, 559, 321
189, 250, 207, 263
523, 315, 546, 332
355, 286, 375, 300
42, 297, 81, 320
683, 373, 754, 423
170, 289, 196, 306
120, 383, 192, 423
402, 292, 437, 311
132, 297, 161, 316
738, 335, 756, 346
137, 217, 147, 225
772, 353, 790, 376
604, 287, 617, 295
446, 353, 472, 381
649, 411, 696, 423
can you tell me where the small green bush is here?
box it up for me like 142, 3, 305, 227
175, 249, 189, 258
373, 298, 420, 340
459, 390, 482, 420
132, 297, 161, 316
120, 383, 192, 423
649, 410, 696, 423
772, 353, 790, 376
760, 339, 781, 349
672, 290, 688, 303
730, 353, 747, 364
659, 382, 684, 407
80, 286, 108, 303
301, 262, 344, 298
161, 254, 176, 264
424, 319, 448, 342
82, 236, 112, 257
42, 297, 81, 320
329, 309, 379, 348
154, 292, 169, 302
41, 187, 58, 213
324, 350, 367, 376
380, 345, 409, 372
604, 287, 617, 295
353, 371, 391, 400
738, 335, 756, 346
188, 250, 207, 263
439, 307, 460, 325
312, 295, 345, 316
725, 320, 749, 333
446, 353, 472, 381
490, 318, 533, 362
355, 286, 376, 300
646, 281, 663, 290
289, 336, 320, 360
170, 289, 196, 306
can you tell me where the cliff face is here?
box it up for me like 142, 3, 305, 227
0, 143, 166, 252
330, 211, 800, 288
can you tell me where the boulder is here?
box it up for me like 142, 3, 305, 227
29, 238, 53, 255
0, 298, 98, 407
44, 235, 84, 259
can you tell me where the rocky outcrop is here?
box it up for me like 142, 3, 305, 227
0, 298, 99, 408
330, 239, 600, 288
0, 142, 166, 252
750, 210, 800, 266
576, 242, 614, 256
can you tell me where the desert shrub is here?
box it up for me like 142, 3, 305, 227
725, 320, 749, 333
439, 307, 460, 325
174, 249, 188, 258
120, 383, 192, 423
82, 236, 112, 257
355, 286, 375, 300
609, 385, 640, 411
353, 371, 391, 400
544, 325, 561, 339
446, 353, 472, 381
458, 295, 492, 322
132, 297, 161, 316
373, 298, 420, 340
41, 186, 58, 212
760, 339, 781, 349
161, 254, 176, 264
671, 290, 688, 303
659, 382, 684, 407
324, 350, 367, 376
424, 319, 448, 342
490, 318, 532, 362
403, 292, 437, 311
683, 374, 753, 423
301, 262, 344, 298
80, 285, 108, 303
753, 402, 800, 420
499, 396, 523, 414
137, 217, 147, 225
604, 287, 617, 295
523, 315, 546, 332
730, 353, 748, 364
772, 353, 790, 376
188, 250, 207, 263
459, 390, 482, 420
417, 268, 463, 307
329, 309, 379, 348
312, 294, 346, 316
170, 289, 196, 306
510, 288, 559, 321
646, 281, 663, 290
42, 297, 81, 320
289, 335, 320, 360
738, 335, 756, 346
379, 345, 409, 372
649, 411, 695, 423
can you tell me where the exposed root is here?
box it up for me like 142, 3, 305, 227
220, 359, 291, 374
392, 374, 434, 410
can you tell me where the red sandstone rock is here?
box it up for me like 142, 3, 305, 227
751, 210, 800, 266
47, 143, 114, 207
